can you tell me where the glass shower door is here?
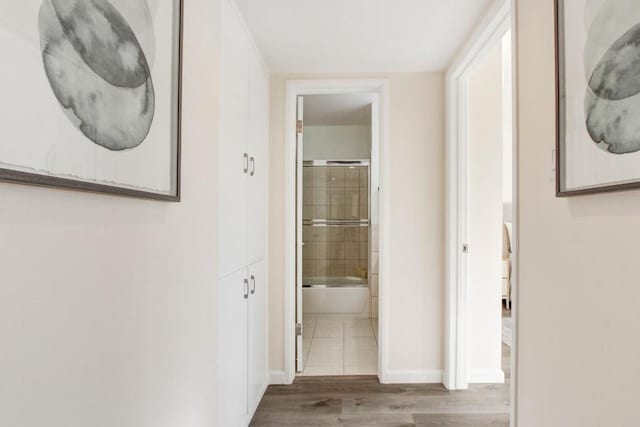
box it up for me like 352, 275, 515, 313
302, 161, 370, 288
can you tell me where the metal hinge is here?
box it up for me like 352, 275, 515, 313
462, 243, 469, 253
296, 120, 303, 134
296, 323, 303, 336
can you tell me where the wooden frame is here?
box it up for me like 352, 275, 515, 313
0, 1, 184, 202
555, 0, 640, 197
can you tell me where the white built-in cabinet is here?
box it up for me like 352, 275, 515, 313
218, 0, 270, 425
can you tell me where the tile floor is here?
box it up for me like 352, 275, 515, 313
301, 316, 378, 376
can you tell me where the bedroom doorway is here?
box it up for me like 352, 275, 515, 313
444, 6, 517, 424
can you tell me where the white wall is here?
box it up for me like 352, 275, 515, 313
516, 1, 640, 425
303, 125, 371, 160
0, 1, 221, 426
467, 43, 504, 381
502, 31, 514, 222
269, 73, 445, 379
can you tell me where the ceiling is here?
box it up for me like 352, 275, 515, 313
304, 94, 373, 126
235, 0, 494, 73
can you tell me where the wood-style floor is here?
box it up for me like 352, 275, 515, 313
251, 333, 511, 426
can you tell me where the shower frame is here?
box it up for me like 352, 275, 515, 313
301, 159, 371, 289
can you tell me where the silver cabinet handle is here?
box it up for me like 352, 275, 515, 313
250, 157, 255, 176
250, 275, 256, 295
243, 278, 249, 299
243, 153, 249, 174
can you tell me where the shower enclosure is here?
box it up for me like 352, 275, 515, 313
302, 160, 370, 297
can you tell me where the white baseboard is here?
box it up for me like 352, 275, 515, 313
380, 369, 443, 384
269, 370, 287, 385
468, 369, 505, 384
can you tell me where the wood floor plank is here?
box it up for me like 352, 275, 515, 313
341, 394, 509, 416
413, 413, 510, 427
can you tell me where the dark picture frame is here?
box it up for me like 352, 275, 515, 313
0, 0, 184, 202
555, 0, 640, 197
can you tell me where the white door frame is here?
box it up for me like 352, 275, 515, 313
283, 79, 389, 384
444, 0, 518, 411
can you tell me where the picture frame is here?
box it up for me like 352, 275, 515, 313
0, 0, 184, 201
555, 0, 640, 196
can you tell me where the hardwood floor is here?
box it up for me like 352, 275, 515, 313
251, 343, 511, 426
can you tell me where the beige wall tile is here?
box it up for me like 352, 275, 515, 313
371, 297, 379, 319
328, 261, 345, 277
328, 242, 346, 259
345, 168, 361, 187
313, 205, 328, 218
328, 167, 345, 188
345, 242, 360, 260
370, 274, 379, 297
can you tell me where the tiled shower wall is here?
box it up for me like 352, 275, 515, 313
302, 166, 369, 279
370, 190, 380, 319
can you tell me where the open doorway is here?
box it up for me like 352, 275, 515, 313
444, 4, 516, 423
296, 93, 380, 376
283, 79, 388, 383
466, 29, 514, 385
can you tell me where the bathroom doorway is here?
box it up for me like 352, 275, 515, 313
296, 93, 380, 376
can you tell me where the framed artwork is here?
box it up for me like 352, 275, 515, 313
0, 0, 183, 201
556, 0, 640, 196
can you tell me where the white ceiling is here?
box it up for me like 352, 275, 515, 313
235, 0, 494, 73
304, 94, 373, 126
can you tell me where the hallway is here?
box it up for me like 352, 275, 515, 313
252, 344, 511, 426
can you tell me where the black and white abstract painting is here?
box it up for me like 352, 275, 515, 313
557, 0, 640, 195
0, 0, 182, 200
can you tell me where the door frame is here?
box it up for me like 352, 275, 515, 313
283, 79, 389, 384
444, 0, 518, 414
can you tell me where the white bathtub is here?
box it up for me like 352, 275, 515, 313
303, 276, 370, 318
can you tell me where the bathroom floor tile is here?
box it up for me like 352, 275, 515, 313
301, 315, 378, 377
305, 337, 343, 367
345, 336, 378, 367
371, 319, 379, 342
344, 364, 377, 375
302, 366, 344, 376
314, 319, 344, 338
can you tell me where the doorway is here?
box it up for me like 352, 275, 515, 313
284, 80, 388, 383
444, 1, 517, 417
297, 94, 377, 376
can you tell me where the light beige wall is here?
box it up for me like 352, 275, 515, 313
467, 43, 503, 377
303, 125, 371, 160
269, 73, 445, 375
516, 1, 640, 425
0, 1, 221, 426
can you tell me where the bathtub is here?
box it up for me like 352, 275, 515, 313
303, 276, 370, 318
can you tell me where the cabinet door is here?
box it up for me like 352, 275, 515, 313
248, 259, 268, 415
218, 269, 249, 426
219, 0, 250, 277
247, 49, 270, 264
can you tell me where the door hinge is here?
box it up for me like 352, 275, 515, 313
296, 120, 303, 134
296, 323, 303, 336
462, 243, 469, 254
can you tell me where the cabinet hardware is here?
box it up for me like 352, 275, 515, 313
243, 278, 249, 299
250, 157, 255, 176
296, 323, 303, 336
250, 275, 256, 294
243, 153, 249, 174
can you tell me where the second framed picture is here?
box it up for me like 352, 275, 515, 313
0, 0, 183, 200
556, 0, 640, 196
